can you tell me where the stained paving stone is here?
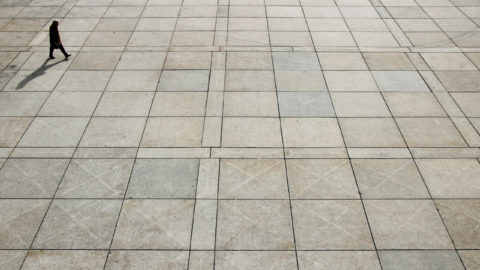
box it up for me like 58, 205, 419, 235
0, 0, 479, 268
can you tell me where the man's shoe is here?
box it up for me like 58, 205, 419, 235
65, 54, 71, 58
49, 56, 55, 59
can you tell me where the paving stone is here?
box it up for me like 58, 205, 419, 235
216, 200, 295, 250
339, 118, 406, 147
353, 32, 400, 47
406, 32, 457, 47
268, 18, 308, 31
33, 199, 122, 249
435, 71, 480, 92
95, 18, 138, 31
383, 92, 447, 117
69, 52, 122, 70
55, 71, 113, 92
364, 200, 454, 249
39, 92, 102, 116
0, 158, 69, 198
164, 52, 211, 70
378, 251, 465, 270
116, 52, 167, 70
79, 117, 146, 147
111, 200, 194, 249
292, 200, 374, 250
219, 159, 289, 199
307, 18, 349, 31
215, 251, 297, 270
127, 32, 173, 46
0, 92, 49, 116
226, 52, 273, 70
106, 70, 161, 92
84, 31, 132, 47
275, 71, 327, 92
141, 117, 204, 147
396, 118, 467, 147
94, 92, 154, 117
324, 71, 378, 91
0, 250, 28, 270
318, 52, 368, 70
287, 159, 359, 199
372, 71, 430, 92
150, 92, 207, 116
278, 92, 335, 117
451, 93, 480, 117
297, 251, 381, 270
331, 92, 391, 117
171, 31, 215, 46
222, 118, 283, 147
281, 118, 345, 147
352, 159, 430, 199
272, 52, 321, 71
158, 70, 210, 91
0, 199, 50, 249
22, 251, 107, 270
458, 250, 480, 270
4, 69, 65, 91
312, 32, 357, 47
56, 159, 134, 199
416, 159, 480, 198
363, 53, 415, 70
105, 251, 189, 270
225, 70, 276, 91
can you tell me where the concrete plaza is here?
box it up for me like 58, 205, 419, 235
1, 0, 480, 269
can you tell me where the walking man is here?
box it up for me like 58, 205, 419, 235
49, 20, 71, 59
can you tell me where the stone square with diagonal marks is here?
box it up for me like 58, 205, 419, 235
0, 0, 480, 269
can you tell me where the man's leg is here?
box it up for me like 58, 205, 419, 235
49, 46, 55, 59
58, 45, 71, 58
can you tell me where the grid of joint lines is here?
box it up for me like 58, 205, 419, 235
0, 0, 480, 269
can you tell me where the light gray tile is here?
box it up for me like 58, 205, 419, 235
225, 70, 276, 92
106, 71, 161, 92
79, 117, 146, 147
56, 159, 134, 199
55, 71, 113, 92
224, 92, 279, 117
140, 117, 204, 147
396, 118, 467, 147
215, 251, 297, 270
127, 159, 199, 199
459, 250, 480, 270
105, 251, 189, 270
282, 118, 345, 147
33, 200, 122, 249
4, 69, 65, 91
222, 118, 283, 147
331, 92, 390, 117
324, 71, 378, 91
379, 251, 464, 270
435, 71, 480, 92
372, 71, 430, 92
226, 52, 273, 70
69, 52, 122, 71
272, 52, 321, 71
22, 251, 107, 270
298, 251, 381, 270
116, 52, 167, 70
0, 159, 69, 198
339, 118, 406, 147
164, 52, 211, 70
278, 92, 335, 117
111, 200, 194, 249
0, 250, 28, 270
0, 92, 48, 116
383, 92, 447, 117
275, 71, 327, 92
158, 70, 210, 91
0, 199, 50, 248
94, 92, 154, 117
150, 92, 207, 116
39, 92, 102, 116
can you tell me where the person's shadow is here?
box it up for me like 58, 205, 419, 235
15, 58, 68, 90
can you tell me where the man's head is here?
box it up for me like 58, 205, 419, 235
52, 20, 59, 26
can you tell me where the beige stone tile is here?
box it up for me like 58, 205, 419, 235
209, 70, 225, 91
331, 92, 391, 117
222, 117, 283, 147
312, 32, 357, 47
0, 117, 32, 147
116, 52, 167, 70
10, 148, 75, 158
324, 71, 378, 91
435, 71, 480, 92
364, 200, 454, 249
396, 19, 442, 31
225, 70, 275, 91
105, 251, 188, 270
0, 159, 69, 198
318, 52, 368, 70
171, 31, 215, 46
282, 118, 345, 147
224, 92, 278, 117
206, 92, 223, 116
127, 32, 173, 46
410, 148, 480, 159
466, 53, 480, 69
216, 200, 295, 250
191, 200, 217, 249
94, 92, 154, 117
189, 251, 214, 270
287, 159, 359, 199
285, 148, 348, 159
268, 18, 308, 31
164, 52, 212, 70
226, 52, 273, 70
112, 200, 194, 249
104, 6, 144, 17
141, 117, 204, 147
211, 148, 284, 159
0, 250, 28, 270
303, 6, 341, 17
416, 159, 480, 198
459, 250, 480, 270
84, 31, 131, 47
451, 93, 480, 117
54, 71, 112, 92
136, 148, 209, 159
19, 117, 89, 147
354, 32, 400, 47
229, 6, 266, 17
69, 52, 122, 70
275, 71, 327, 92
340, 7, 381, 18
396, 118, 467, 147
0, 32, 37, 47
94, 18, 138, 31
158, 70, 210, 92
346, 19, 389, 31
298, 251, 382, 270
421, 53, 478, 71
436, 200, 480, 249
150, 92, 207, 116
363, 53, 415, 70
227, 31, 270, 46
215, 251, 297, 269
273, 52, 320, 71
175, 18, 216, 31
229, 18, 268, 31
56, 159, 134, 199
106, 70, 161, 92
4, 69, 65, 92
267, 6, 304, 17
219, 159, 288, 199
383, 92, 447, 117
292, 200, 374, 250
270, 32, 314, 47
196, 159, 219, 199
405, 32, 456, 47
79, 117, 146, 147
352, 159, 430, 199
0, 199, 50, 249
33, 200, 122, 249
339, 118, 406, 147
378, 250, 465, 270
307, 18, 349, 31
348, 148, 412, 158
22, 251, 107, 270
142, 5, 181, 16
39, 92, 102, 117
